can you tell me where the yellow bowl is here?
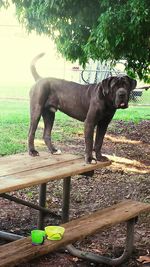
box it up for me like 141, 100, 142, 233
45, 226, 65, 241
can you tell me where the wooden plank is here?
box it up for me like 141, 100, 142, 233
0, 157, 110, 194
0, 152, 80, 177
0, 151, 50, 165
0, 200, 150, 267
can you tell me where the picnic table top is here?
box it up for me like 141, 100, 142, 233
0, 152, 111, 194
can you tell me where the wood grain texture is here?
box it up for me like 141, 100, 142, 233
0, 152, 110, 194
0, 200, 150, 267
0, 152, 80, 176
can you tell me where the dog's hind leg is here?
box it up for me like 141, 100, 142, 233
28, 105, 42, 156
42, 109, 61, 154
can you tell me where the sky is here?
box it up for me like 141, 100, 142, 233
0, 5, 76, 85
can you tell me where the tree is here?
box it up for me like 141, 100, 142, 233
1, 0, 150, 82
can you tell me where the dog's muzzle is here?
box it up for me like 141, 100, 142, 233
115, 88, 129, 109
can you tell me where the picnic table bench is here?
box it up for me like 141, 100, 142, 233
0, 152, 150, 266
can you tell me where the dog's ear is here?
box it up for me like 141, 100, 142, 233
130, 78, 137, 91
102, 77, 116, 96
124, 76, 137, 91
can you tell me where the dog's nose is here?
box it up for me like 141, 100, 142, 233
119, 92, 126, 97
118, 91, 126, 98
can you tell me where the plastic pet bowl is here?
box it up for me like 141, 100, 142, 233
31, 229, 46, 245
45, 226, 65, 241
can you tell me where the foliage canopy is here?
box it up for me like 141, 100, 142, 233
1, 0, 150, 81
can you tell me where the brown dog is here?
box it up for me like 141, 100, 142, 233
28, 53, 137, 163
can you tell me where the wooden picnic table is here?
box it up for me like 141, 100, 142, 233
0, 151, 110, 238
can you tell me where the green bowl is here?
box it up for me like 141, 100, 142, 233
31, 229, 46, 245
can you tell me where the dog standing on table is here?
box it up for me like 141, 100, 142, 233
28, 53, 137, 163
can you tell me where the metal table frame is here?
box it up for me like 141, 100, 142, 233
0, 175, 136, 266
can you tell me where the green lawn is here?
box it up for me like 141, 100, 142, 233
0, 93, 149, 156
0, 100, 29, 155
113, 106, 150, 122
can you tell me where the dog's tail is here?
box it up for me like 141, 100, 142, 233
30, 52, 45, 81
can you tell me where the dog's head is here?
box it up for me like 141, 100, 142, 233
101, 76, 137, 109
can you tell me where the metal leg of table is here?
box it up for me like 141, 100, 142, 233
0, 230, 23, 241
62, 177, 71, 223
38, 183, 47, 229
0, 193, 60, 219
66, 218, 135, 266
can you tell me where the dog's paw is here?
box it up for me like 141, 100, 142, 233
29, 149, 39, 157
91, 158, 97, 164
85, 155, 97, 164
53, 149, 62, 155
96, 155, 110, 162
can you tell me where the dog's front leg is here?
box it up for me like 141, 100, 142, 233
84, 117, 96, 164
94, 120, 111, 162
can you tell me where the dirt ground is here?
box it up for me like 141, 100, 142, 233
0, 120, 150, 267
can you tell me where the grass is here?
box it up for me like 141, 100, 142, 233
0, 85, 149, 156
0, 100, 29, 155
113, 106, 150, 122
